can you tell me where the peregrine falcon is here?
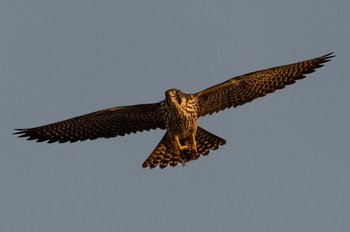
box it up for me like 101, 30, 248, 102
15, 53, 334, 169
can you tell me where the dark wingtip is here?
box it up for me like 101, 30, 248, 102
306, 52, 335, 72
321, 52, 336, 62
13, 128, 47, 142
13, 128, 28, 137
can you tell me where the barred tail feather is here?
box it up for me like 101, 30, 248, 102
142, 127, 226, 169
196, 127, 226, 156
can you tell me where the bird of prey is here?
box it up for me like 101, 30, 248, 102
15, 53, 334, 169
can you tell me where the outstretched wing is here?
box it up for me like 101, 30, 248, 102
196, 53, 334, 117
14, 103, 165, 143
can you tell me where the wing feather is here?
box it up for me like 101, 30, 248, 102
196, 53, 334, 117
14, 103, 165, 143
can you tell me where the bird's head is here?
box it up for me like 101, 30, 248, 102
165, 89, 188, 108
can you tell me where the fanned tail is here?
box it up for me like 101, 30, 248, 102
195, 127, 226, 156
142, 127, 226, 169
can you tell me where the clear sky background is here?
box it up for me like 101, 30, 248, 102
1, 1, 349, 232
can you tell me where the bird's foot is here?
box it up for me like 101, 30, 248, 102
178, 144, 190, 151
182, 141, 198, 161
175, 135, 190, 151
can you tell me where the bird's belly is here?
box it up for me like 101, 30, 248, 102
166, 111, 197, 139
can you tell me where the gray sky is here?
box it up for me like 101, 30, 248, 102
1, 1, 349, 232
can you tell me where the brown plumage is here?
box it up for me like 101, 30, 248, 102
14, 53, 334, 169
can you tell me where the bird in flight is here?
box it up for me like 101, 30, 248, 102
15, 53, 334, 169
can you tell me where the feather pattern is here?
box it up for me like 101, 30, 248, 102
196, 53, 334, 117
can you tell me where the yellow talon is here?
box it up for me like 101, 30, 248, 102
175, 135, 189, 150
174, 133, 197, 152
191, 133, 197, 153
